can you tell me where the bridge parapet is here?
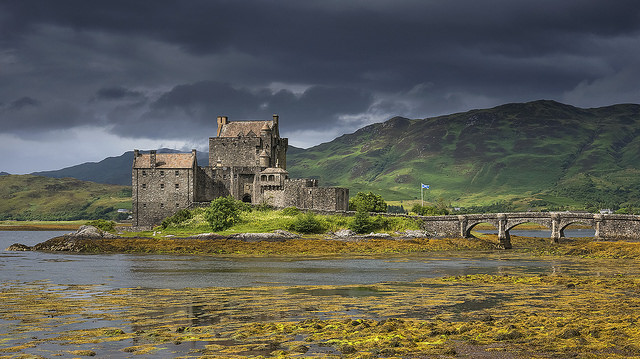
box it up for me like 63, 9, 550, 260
416, 212, 640, 249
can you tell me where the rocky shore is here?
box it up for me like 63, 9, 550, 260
5, 225, 435, 253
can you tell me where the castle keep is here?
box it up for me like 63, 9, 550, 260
132, 115, 349, 227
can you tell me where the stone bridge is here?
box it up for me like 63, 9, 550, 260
419, 212, 640, 249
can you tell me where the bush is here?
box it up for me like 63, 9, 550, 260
254, 202, 274, 211
387, 205, 406, 214
349, 210, 390, 234
287, 212, 325, 234
86, 219, 116, 233
205, 196, 244, 231
412, 204, 449, 216
349, 210, 375, 234
281, 207, 301, 216
160, 208, 193, 229
349, 192, 387, 213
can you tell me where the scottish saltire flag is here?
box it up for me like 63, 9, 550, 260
421, 183, 430, 189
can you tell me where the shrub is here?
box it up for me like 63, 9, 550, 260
205, 196, 243, 231
348, 192, 387, 213
349, 210, 391, 234
280, 207, 301, 216
160, 208, 193, 229
287, 212, 325, 234
86, 219, 116, 233
387, 205, 406, 214
349, 210, 375, 234
255, 202, 274, 211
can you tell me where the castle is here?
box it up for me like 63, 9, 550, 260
132, 115, 349, 227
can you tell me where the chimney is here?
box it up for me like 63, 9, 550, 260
272, 114, 279, 137
134, 149, 139, 157
216, 115, 229, 137
150, 150, 156, 168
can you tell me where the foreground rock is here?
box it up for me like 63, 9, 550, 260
228, 230, 298, 241
68, 225, 121, 239
32, 237, 101, 252
5, 225, 120, 252
6, 243, 32, 251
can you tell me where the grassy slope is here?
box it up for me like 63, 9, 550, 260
288, 100, 640, 210
0, 175, 131, 220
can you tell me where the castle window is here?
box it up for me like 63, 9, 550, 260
160, 183, 165, 189
175, 183, 179, 189
141, 183, 147, 189
261, 175, 267, 181
160, 203, 164, 208
176, 203, 180, 207
268, 175, 275, 181
175, 170, 179, 176
142, 203, 147, 208
142, 170, 147, 176
160, 170, 165, 176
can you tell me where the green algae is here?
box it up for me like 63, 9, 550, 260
2, 266, 640, 358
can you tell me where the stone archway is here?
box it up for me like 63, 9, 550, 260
242, 194, 252, 203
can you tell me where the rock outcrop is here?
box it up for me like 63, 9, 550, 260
228, 230, 298, 241
6, 243, 32, 251
68, 225, 120, 239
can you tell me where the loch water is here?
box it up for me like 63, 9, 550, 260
0, 230, 633, 291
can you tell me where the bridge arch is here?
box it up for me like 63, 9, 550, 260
505, 218, 552, 232
463, 216, 500, 238
559, 219, 595, 238
464, 221, 499, 238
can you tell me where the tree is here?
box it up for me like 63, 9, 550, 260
348, 192, 387, 213
204, 196, 243, 231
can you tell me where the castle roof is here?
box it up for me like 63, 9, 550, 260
260, 167, 289, 174
133, 153, 196, 169
218, 120, 273, 137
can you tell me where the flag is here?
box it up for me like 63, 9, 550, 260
421, 183, 430, 189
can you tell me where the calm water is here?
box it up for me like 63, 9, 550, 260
0, 230, 632, 290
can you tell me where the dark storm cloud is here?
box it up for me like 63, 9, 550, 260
107, 81, 373, 139
0, 0, 639, 143
7, 97, 40, 111
94, 87, 144, 101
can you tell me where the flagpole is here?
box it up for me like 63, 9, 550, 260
421, 185, 423, 207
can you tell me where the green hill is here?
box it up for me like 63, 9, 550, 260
0, 175, 131, 220
287, 100, 640, 212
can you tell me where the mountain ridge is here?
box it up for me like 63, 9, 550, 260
29, 100, 640, 211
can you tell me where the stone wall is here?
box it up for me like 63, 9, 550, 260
132, 167, 195, 227
597, 214, 640, 240
260, 179, 348, 211
194, 167, 231, 202
209, 137, 261, 167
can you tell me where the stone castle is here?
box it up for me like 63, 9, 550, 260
132, 115, 349, 227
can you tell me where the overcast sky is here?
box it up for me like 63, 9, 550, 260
1, 0, 639, 173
